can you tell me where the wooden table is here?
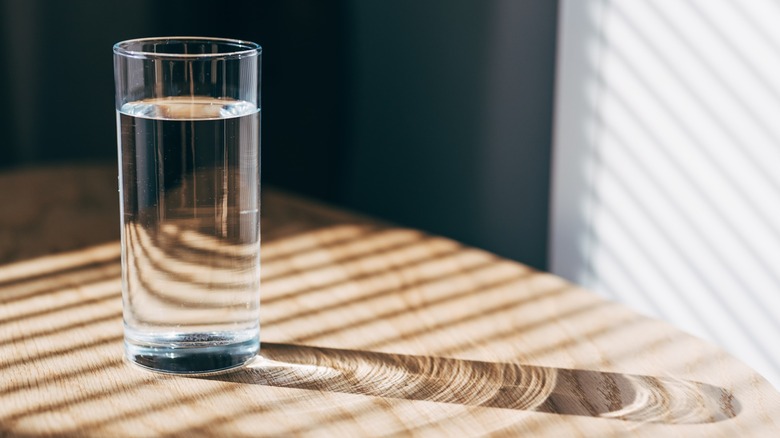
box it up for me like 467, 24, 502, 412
1, 165, 779, 437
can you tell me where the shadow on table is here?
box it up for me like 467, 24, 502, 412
204, 343, 740, 424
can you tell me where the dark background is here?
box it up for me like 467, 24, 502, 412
0, 0, 558, 269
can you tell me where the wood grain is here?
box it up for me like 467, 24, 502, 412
0, 164, 779, 436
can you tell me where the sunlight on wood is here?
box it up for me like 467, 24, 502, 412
0, 167, 778, 436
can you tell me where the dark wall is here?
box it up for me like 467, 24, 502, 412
0, 0, 558, 270
344, 0, 558, 268
1, 1, 151, 165
0, 0, 348, 200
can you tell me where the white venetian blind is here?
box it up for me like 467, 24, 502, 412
551, 0, 780, 389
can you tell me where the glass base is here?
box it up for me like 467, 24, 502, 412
124, 330, 259, 375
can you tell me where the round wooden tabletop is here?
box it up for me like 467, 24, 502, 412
0, 165, 778, 436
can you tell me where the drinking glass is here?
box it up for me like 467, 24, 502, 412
113, 37, 261, 374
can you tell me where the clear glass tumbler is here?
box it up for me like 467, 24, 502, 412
113, 37, 261, 374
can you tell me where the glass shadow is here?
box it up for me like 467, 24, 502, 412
206, 343, 740, 424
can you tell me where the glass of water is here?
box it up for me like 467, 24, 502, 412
113, 37, 261, 374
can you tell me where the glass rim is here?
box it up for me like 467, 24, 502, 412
113, 36, 261, 60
